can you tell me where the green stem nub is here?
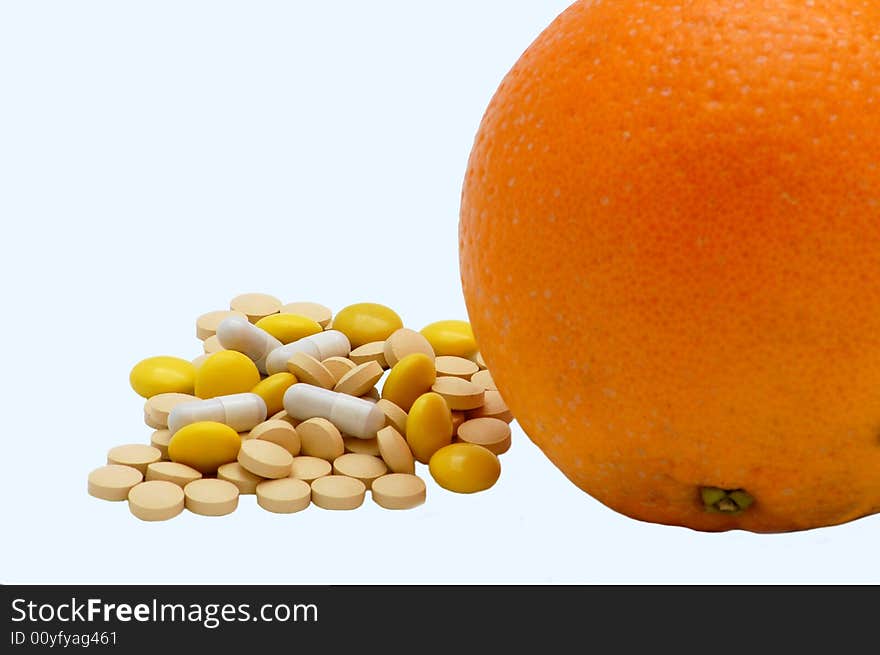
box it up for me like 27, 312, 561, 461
700, 487, 754, 514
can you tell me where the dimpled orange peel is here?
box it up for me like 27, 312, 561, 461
460, 0, 880, 532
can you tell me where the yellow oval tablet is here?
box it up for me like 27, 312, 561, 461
129, 356, 196, 399
333, 303, 403, 348
381, 353, 436, 412
405, 392, 453, 464
194, 350, 261, 399
428, 443, 501, 494
420, 320, 477, 358
255, 313, 323, 344
168, 421, 242, 474
251, 372, 297, 415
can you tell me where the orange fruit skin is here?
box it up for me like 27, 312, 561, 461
460, 0, 880, 532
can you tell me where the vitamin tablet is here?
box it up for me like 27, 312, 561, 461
297, 418, 345, 461
144, 409, 165, 430
287, 352, 336, 389
456, 417, 512, 455
383, 328, 435, 367
203, 335, 226, 354
431, 376, 485, 411
434, 356, 479, 380
429, 443, 501, 494
129, 356, 196, 399
284, 384, 386, 439
280, 301, 333, 328
322, 356, 357, 383
168, 421, 242, 474
270, 409, 298, 427
420, 320, 477, 358
310, 475, 366, 510
375, 399, 408, 435
381, 353, 436, 412
194, 350, 261, 399
230, 293, 282, 323
265, 330, 351, 375
451, 411, 466, 433
255, 313, 323, 344
184, 478, 240, 516
289, 456, 332, 482
332, 453, 387, 490
473, 351, 487, 370
144, 392, 198, 427
467, 390, 514, 423
196, 310, 248, 341
250, 372, 297, 416
349, 341, 388, 368
168, 392, 267, 434
376, 426, 415, 474
343, 436, 381, 456
88, 465, 143, 501
405, 392, 454, 464
217, 462, 264, 494
360, 387, 381, 402
150, 429, 172, 460
238, 439, 294, 479
332, 303, 403, 349
191, 354, 209, 370
334, 361, 384, 397
146, 461, 202, 487
107, 444, 162, 474
128, 480, 185, 521
250, 419, 301, 455
469, 369, 497, 391
216, 315, 283, 374
256, 478, 311, 514
371, 473, 426, 510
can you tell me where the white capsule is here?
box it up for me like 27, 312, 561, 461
216, 316, 282, 374
168, 393, 267, 435
283, 384, 385, 439
265, 330, 351, 375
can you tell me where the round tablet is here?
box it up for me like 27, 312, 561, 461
334, 361, 384, 397
203, 334, 226, 354
289, 456, 332, 482
456, 417, 512, 455
217, 462, 264, 494
230, 293, 282, 323
297, 418, 344, 461
322, 356, 357, 383
349, 341, 388, 368
469, 369, 497, 391
107, 444, 162, 474
371, 473, 426, 510
332, 453, 387, 490
431, 376, 485, 411
238, 439, 294, 479
451, 411, 466, 433
145, 392, 197, 426
287, 352, 336, 389
184, 478, 239, 516
467, 390, 514, 423
88, 465, 143, 501
128, 480, 184, 521
360, 387, 381, 402
310, 475, 366, 510
344, 436, 380, 456
256, 478, 311, 514
383, 328, 435, 367
473, 351, 487, 370
150, 430, 172, 460
280, 301, 333, 328
375, 399, 408, 435
144, 409, 165, 430
270, 409, 299, 427
434, 356, 480, 380
250, 420, 301, 455
197, 310, 247, 340
376, 426, 415, 474
191, 354, 209, 370
146, 461, 203, 487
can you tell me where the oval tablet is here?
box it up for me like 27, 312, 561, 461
255, 313, 323, 344
146, 461, 202, 487
383, 328, 435, 368
431, 376, 485, 411
297, 418, 344, 461
349, 341, 388, 368
287, 352, 336, 389
280, 302, 333, 328
238, 439, 294, 479
434, 356, 479, 380
332, 453, 387, 490
381, 353, 436, 412
128, 480, 185, 521
107, 444, 162, 475
334, 361, 384, 397
184, 478, 239, 516
456, 417, 512, 455
251, 372, 297, 416
333, 303, 403, 348
167, 421, 242, 474
371, 474, 426, 510
310, 475, 366, 510
150, 430, 172, 460
376, 426, 415, 474
250, 420, 301, 455
256, 478, 311, 514
420, 320, 477, 358
429, 443, 501, 494
196, 310, 248, 341
289, 456, 332, 482
230, 292, 282, 323
217, 462, 264, 494
129, 356, 196, 399
194, 350, 261, 399
88, 465, 143, 501
405, 392, 453, 464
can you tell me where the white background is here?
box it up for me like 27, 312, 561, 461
1, 1, 877, 584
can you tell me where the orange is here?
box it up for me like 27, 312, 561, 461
460, 0, 880, 532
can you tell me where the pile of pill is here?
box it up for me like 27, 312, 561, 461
87, 295, 515, 521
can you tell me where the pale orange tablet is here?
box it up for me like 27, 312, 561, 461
287, 352, 336, 389
143, 409, 165, 430
184, 478, 239, 516
269, 409, 299, 427
88, 465, 143, 501
332, 453, 388, 490
197, 310, 247, 340
375, 399, 408, 435
334, 361, 384, 397
280, 302, 332, 328
451, 411, 466, 433
371, 474, 426, 510
203, 334, 226, 354
469, 369, 497, 392
297, 418, 344, 461
349, 341, 388, 368
434, 356, 479, 380
467, 390, 514, 423
289, 456, 332, 483
150, 430, 172, 460
344, 436, 381, 457
146, 461, 203, 487
456, 417, 512, 455
383, 328, 435, 367
310, 475, 366, 510
322, 356, 357, 383
250, 420, 301, 455
217, 462, 264, 494
128, 480, 185, 521
256, 478, 311, 514
472, 351, 487, 370
360, 387, 381, 402
238, 439, 294, 479
430, 376, 485, 411
230, 293, 282, 323
145, 392, 197, 426
376, 426, 415, 475
107, 444, 162, 475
